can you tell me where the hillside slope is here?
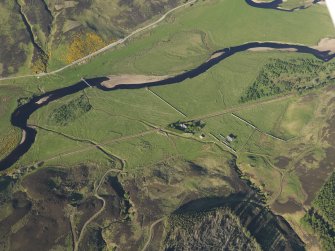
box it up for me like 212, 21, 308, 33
0, 0, 182, 77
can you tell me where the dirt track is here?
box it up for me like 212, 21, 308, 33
141, 218, 164, 251
74, 168, 124, 251
0, 0, 196, 82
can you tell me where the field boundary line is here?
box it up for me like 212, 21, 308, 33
231, 113, 256, 129
231, 113, 286, 142
27, 124, 159, 166
209, 132, 236, 154
29, 124, 123, 162
147, 87, 187, 117
190, 94, 294, 121
238, 128, 257, 152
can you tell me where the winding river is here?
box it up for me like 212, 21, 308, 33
245, 0, 322, 11
0, 1, 333, 170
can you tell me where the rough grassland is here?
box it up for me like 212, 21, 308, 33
0, 0, 184, 77
279, 97, 318, 138
0, 86, 22, 160
1, 1, 335, 249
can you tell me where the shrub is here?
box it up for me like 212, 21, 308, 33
65, 32, 106, 64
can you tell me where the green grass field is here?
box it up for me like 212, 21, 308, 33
235, 98, 291, 139
1, 1, 335, 249
203, 114, 255, 151
0, 86, 23, 160
56, 0, 334, 77
2, 0, 333, 89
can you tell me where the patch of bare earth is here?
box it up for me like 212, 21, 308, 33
271, 198, 303, 214
208, 51, 224, 61
312, 38, 335, 54
101, 75, 169, 88
275, 156, 291, 169
35, 95, 50, 105
251, 0, 274, 3
19, 130, 26, 145
248, 47, 297, 52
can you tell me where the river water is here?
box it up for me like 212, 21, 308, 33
0, 1, 333, 170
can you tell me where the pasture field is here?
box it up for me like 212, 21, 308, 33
150, 52, 316, 117
20, 50, 329, 168
0, 86, 22, 160
203, 114, 255, 151
15, 129, 89, 167
1, 0, 334, 87
235, 98, 291, 139
103, 132, 207, 172
28, 87, 184, 144
0, 86, 22, 134
1, 0, 335, 250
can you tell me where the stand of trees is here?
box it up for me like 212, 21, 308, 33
169, 120, 205, 134
165, 208, 261, 251
303, 172, 335, 250
240, 58, 335, 102
313, 172, 335, 225
50, 94, 92, 126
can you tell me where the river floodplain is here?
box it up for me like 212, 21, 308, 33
1, 0, 335, 250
